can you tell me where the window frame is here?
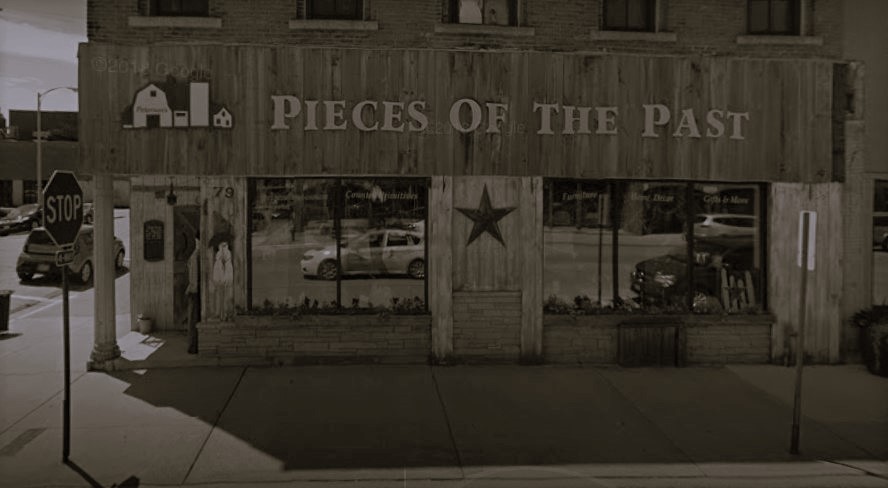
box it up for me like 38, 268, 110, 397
150, 0, 210, 17
601, 0, 658, 33
448, 0, 519, 26
247, 177, 430, 314
747, 0, 800, 35
307, 0, 364, 20
542, 178, 768, 315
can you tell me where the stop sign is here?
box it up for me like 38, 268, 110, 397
42, 171, 83, 247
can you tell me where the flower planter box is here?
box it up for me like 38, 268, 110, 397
859, 324, 888, 377
198, 314, 432, 364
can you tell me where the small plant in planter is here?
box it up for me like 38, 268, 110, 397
852, 306, 888, 377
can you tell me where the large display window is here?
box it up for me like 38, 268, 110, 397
249, 177, 428, 313
544, 179, 766, 314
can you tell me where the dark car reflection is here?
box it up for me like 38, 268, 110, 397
0, 204, 42, 235
630, 238, 760, 313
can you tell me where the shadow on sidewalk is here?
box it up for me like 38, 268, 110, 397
106, 366, 885, 473
66, 459, 139, 488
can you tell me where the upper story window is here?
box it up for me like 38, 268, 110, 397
603, 0, 656, 32
748, 0, 799, 35
151, 0, 209, 16
309, 0, 363, 20
450, 0, 517, 26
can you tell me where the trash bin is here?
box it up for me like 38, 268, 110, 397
0, 290, 11, 332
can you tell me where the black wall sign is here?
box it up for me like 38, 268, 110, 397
144, 220, 165, 262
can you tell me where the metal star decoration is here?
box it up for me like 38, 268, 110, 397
456, 185, 516, 247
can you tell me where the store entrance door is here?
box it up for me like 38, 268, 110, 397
173, 206, 200, 329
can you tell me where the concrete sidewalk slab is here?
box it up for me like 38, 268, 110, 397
0, 368, 243, 487
728, 365, 888, 460
433, 366, 696, 473
186, 366, 461, 484
597, 367, 874, 463
0, 371, 78, 433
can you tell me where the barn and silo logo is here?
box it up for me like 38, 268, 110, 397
122, 78, 233, 129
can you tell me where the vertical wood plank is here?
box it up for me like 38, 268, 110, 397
430, 176, 453, 359
520, 176, 543, 359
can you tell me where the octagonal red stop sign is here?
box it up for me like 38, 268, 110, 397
42, 170, 84, 247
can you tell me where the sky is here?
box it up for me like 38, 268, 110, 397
0, 0, 86, 121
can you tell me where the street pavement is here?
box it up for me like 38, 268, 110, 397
1, 274, 887, 488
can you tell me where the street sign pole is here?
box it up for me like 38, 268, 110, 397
42, 170, 83, 464
791, 210, 816, 455
61, 263, 71, 462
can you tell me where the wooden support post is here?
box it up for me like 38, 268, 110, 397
430, 176, 453, 360
520, 177, 543, 361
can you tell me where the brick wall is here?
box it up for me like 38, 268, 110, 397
89, 0, 842, 59
543, 315, 772, 365
198, 315, 431, 364
544, 316, 620, 364
452, 291, 522, 361
685, 323, 771, 364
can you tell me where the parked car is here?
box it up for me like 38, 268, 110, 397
693, 213, 756, 239
83, 203, 94, 225
630, 239, 758, 309
16, 226, 126, 284
0, 204, 42, 235
301, 228, 424, 280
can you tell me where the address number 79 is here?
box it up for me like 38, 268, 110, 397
214, 186, 235, 198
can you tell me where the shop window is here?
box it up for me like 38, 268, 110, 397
248, 178, 428, 314
151, 0, 209, 16
543, 179, 766, 315
874, 180, 888, 305
23, 180, 38, 204
309, 0, 363, 20
603, 0, 656, 32
450, 0, 517, 26
747, 0, 799, 35
0, 181, 12, 207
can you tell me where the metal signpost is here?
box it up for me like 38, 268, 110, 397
42, 170, 84, 463
791, 210, 816, 455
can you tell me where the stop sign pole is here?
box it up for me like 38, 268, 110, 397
42, 170, 83, 463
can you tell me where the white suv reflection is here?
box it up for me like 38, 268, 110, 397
301, 229, 425, 280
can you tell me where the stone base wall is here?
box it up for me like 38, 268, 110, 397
452, 291, 522, 361
198, 315, 431, 365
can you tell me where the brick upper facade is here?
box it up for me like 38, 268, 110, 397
88, 0, 843, 59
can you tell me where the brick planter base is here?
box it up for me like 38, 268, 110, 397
197, 314, 431, 365
544, 314, 773, 365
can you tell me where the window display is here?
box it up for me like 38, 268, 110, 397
543, 179, 766, 314
249, 178, 428, 313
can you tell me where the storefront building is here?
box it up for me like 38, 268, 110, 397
81, 0, 867, 367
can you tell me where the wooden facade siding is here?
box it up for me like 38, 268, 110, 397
768, 183, 843, 363
79, 45, 833, 182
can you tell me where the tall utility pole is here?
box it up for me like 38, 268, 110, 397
36, 87, 78, 221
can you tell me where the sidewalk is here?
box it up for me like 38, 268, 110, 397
0, 363, 885, 488
0, 276, 886, 487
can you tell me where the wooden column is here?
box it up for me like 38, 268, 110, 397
520, 176, 543, 360
429, 176, 453, 360
769, 183, 843, 364
90, 172, 120, 364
